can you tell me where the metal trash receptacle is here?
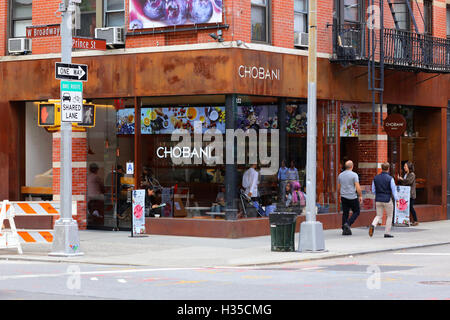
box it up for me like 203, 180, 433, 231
269, 212, 297, 252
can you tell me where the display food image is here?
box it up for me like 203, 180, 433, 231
129, 0, 223, 29
140, 106, 225, 134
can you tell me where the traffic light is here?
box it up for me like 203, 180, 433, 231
74, 103, 96, 128
38, 101, 96, 131
38, 102, 60, 127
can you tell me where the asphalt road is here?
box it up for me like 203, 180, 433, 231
0, 244, 449, 301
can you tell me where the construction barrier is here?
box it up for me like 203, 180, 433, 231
0, 200, 77, 254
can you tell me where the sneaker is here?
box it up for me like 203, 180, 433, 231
384, 234, 394, 238
342, 223, 352, 235
342, 228, 352, 236
369, 225, 374, 237
411, 221, 419, 226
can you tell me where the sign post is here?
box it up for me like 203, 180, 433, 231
298, 0, 325, 252
49, 0, 84, 257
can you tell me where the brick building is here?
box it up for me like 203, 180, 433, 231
0, 0, 449, 237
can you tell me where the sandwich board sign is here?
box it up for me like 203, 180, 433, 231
60, 81, 83, 123
394, 186, 411, 226
132, 190, 146, 237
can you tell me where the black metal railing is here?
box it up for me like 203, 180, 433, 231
331, 23, 366, 62
331, 23, 450, 73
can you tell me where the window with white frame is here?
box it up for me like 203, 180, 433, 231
77, 0, 96, 37
294, 0, 308, 45
10, 0, 32, 38
104, 0, 124, 27
251, 0, 270, 43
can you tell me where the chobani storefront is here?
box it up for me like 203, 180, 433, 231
0, 44, 448, 237
86, 94, 314, 231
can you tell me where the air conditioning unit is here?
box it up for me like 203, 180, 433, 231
294, 32, 309, 47
95, 27, 124, 46
8, 38, 32, 54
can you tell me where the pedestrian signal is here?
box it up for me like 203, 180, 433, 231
38, 103, 59, 127
74, 104, 96, 128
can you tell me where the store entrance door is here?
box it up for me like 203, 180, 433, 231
447, 102, 450, 219
87, 101, 135, 230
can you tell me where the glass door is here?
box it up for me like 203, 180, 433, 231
87, 100, 134, 230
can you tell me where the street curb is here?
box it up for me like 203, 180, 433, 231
1, 241, 450, 268
233, 241, 450, 267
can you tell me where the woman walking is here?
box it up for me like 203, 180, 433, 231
397, 161, 419, 226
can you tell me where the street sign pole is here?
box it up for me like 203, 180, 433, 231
50, 0, 83, 256
298, 0, 325, 252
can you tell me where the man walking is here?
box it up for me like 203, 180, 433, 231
337, 160, 362, 235
369, 162, 399, 238
243, 164, 259, 200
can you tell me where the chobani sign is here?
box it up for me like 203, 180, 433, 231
238, 65, 281, 81
383, 113, 407, 137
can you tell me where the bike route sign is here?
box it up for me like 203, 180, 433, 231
60, 81, 83, 123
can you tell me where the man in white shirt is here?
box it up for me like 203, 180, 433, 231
242, 164, 259, 200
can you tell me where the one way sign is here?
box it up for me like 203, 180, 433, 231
55, 62, 88, 81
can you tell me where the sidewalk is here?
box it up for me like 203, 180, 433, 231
1, 220, 449, 267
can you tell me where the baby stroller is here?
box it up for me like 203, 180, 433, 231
239, 188, 268, 217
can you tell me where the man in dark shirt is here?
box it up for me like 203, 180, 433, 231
369, 162, 399, 238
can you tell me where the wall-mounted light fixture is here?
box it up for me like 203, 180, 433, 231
209, 29, 224, 42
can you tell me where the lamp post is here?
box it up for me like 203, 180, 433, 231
49, 0, 84, 256
298, 0, 325, 252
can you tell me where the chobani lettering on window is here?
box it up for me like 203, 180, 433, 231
238, 65, 281, 81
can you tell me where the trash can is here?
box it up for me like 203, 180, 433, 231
269, 212, 297, 252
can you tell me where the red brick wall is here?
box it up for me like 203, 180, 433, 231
357, 106, 389, 185
0, 0, 7, 56
272, 0, 294, 47
52, 133, 87, 230
1, 0, 448, 56
32, 0, 61, 54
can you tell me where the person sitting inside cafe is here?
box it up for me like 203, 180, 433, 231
146, 187, 163, 217
211, 185, 226, 213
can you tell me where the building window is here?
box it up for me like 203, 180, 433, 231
104, 0, 124, 27
392, 0, 410, 31
10, 0, 32, 38
294, 0, 308, 46
251, 0, 270, 43
423, 0, 432, 35
77, 0, 96, 37
343, 0, 359, 23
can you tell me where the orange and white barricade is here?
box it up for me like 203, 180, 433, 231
0, 200, 77, 254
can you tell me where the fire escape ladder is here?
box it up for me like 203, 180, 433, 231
368, 0, 385, 125
386, 0, 419, 33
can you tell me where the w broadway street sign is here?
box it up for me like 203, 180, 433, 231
56, 62, 88, 81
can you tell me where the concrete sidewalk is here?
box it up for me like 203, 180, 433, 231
1, 220, 449, 267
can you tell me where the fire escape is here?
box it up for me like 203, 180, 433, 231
330, 0, 450, 124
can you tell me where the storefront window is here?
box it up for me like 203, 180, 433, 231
388, 105, 442, 205
23, 102, 53, 201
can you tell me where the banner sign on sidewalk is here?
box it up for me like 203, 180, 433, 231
132, 190, 146, 236
394, 186, 411, 226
